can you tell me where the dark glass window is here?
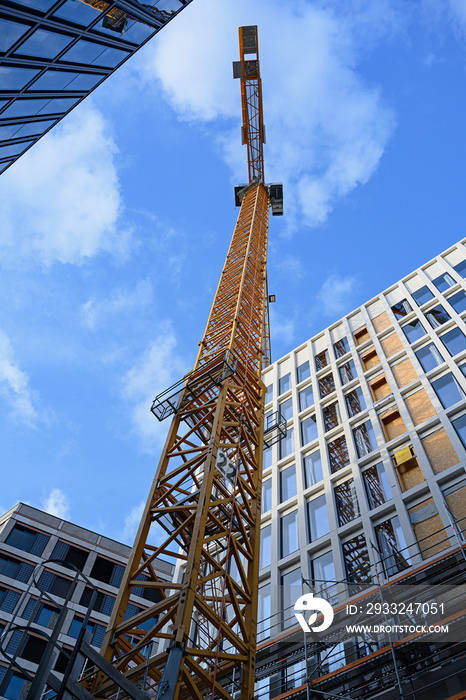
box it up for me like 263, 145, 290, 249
280, 511, 298, 557
453, 259, 466, 278
303, 451, 323, 487
262, 479, 272, 512
440, 327, 466, 357
0, 66, 40, 89
327, 435, 350, 473
412, 286, 434, 306
447, 290, 466, 314
345, 387, 366, 417
15, 29, 73, 59
35, 604, 59, 629
298, 385, 314, 411
0, 18, 30, 52
20, 634, 47, 663
296, 361, 310, 383
432, 272, 455, 292
263, 446, 272, 469
53, 0, 101, 26
280, 464, 297, 502
402, 319, 426, 343
425, 304, 450, 328
335, 479, 359, 526
281, 568, 301, 629
415, 343, 444, 372
279, 427, 294, 460
279, 372, 291, 395
375, 516, 410, 577
90, 557, 123, 587
301, 415, 317, 445
6, 525, 49, 555
391, 299, 412, 318
323, 402, 340, 432
260, 525, 271, 569
353, 421, 376, 458
431, 372, 465, 408
452, 414, 466, 448
265, 384, 273, 404
60, 40, 130, 68
334, 337, 349, 358
363, 463, 391, 509
339, 359, 356, 385
315, 350, 329, 370
319, 373, 335, 398
308, 494, 329, 541
342, 534, 371, 587
31, 70, 104, 91
280, 397, 293, 421
1, 120, 55, 140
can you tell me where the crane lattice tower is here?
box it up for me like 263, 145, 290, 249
88, 25, 283, 700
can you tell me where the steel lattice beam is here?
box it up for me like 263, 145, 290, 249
86, 182, 270, 700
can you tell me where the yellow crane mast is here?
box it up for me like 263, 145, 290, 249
87, 25, 283, 700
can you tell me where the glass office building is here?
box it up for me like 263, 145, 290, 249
0, 0, 192, 174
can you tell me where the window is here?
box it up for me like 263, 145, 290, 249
361, 349, 379, 371
323, 402, 340, 432
262, 479, 272, 512
3, 672, 31, 700
260, 525, 272, 569
90, 557, 124, 587
335, 479, 359, 526
412, 285, 434, 306
375, 516, 410, 577
363, 463, 391, 509
16, 29, 73, 59
333, 337, 349, 358
339, 359, 356, 384
315, 349, 329, 370
279, 397, 293, 421
425, 304, 450, 328
80, 588, 115, 616
327, 435, 350, 473
452, 413, 466, 448
280, 511, 299, 558
258, 583, 271, 642
342, 534, 371, 587
353, 420, 376, 458
0, 587, 20, 614
0, 555, 33, 583
51, 540, 88, 571
303, 451, 323, 488
67, 616, 105, 647
280, 464, 297, 502
279, 372, 291, 395
431, 372, 465, 408
20, 634, 47, 663
5, 525, 49, 556
296, 361, 310, 383
298, 385, 314, 411
370, 375, 391, 402
415, 343, 444, 372
402, 319, 426, 343
447, 290, 466, 314
319, 373, 335, 398
345, 387, 366, 417
432, 272, 456, 292
391, 299, 412, 318
311, 551, 337, 605
301, 415, 317, 445
282, 659, 305, 692
34, 604, 59, 629
439, 327, 466, 356
453, 259, 466, 277
281, 568, 301, 629
265, 384, 273, 404
263, 446, 272, 469
308, 494, 329, 541
279, 427, 294, 460
37, 571, 72, 599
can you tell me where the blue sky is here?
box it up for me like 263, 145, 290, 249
1, 0, 466, 543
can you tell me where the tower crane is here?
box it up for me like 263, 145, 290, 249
87, 25, 283, 700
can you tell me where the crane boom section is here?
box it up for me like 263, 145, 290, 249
88, 183, 269, 700
238, 26, 265, 184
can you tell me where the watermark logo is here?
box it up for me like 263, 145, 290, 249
294, 592, 334, 633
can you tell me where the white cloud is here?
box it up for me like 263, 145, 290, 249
316, 273, 360, 317
121, 321, 188, 453
270, 308, 296, 347
136, 0, 397, 229
80, 279, 154, 330
122, 500, 144, 544
0, 329, 44, 427
43, 488, 70, 520
0, 102, 128, 266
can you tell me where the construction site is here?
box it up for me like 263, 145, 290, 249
1, 1, 466, 700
